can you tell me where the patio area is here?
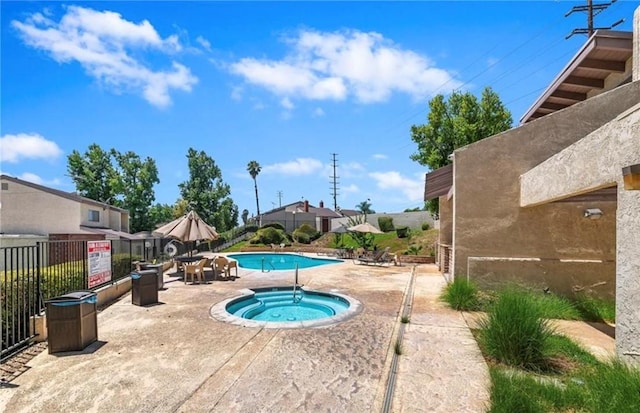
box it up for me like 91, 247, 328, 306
0, 254, 612, 412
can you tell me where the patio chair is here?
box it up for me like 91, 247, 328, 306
355, 247, 393, 266
184, 259, 206, 284
213, 256, 238, 280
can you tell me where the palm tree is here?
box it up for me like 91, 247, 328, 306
247, 161, 261, 217
356, 199, 375, 215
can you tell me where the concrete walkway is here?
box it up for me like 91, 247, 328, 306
0, 259, 615, 412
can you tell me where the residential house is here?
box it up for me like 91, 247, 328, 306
0, 174, 136, 241
260, 200, 342, 233
425, 11, 640, 363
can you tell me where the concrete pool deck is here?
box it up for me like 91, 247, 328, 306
0, 256, 614, 412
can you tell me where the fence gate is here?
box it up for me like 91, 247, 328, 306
1, 245, 40, 361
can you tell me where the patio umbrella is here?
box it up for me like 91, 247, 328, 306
347, 222, 383, 234
153, 210, 219, 243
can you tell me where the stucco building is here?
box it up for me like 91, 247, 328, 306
425, 8, 640, 363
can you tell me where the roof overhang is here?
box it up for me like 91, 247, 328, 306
520, 30, 632, 124
424, 164, 453, 201
80, 226, 141, 240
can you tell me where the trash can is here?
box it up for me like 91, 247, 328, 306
140, 263, 164, 290
45, 291, 98, 354
131, 269, 158, 306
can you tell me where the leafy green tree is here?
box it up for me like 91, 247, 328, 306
410, 86, 512, 216
179, 148, 238, 232
111, 151, 159, 233
148, 203, 176, 228
241, 209, 249, 225
247, 161, 261, 217
67, 143, 119, 203
356, 200, 375, 215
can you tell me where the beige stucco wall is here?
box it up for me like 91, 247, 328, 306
0, 179, 81, 235
80, 202, 109, 228
438, 196, 453, 246
520, 100, 640, 363
452, 81, 640, 296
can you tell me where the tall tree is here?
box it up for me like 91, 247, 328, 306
241, 209, 249, 225
112, 150, 160, 233
148, 203, 177, 228
410, 86, 512, 215
179, 148, 238, 232
247, 161, 261, 218
356, 200, 375, 215
67, 143, 119, 203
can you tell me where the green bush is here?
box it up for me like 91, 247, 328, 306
261, 222, 285, 231
396, 226, 409, 238
478, 288, 555, 371
249, 227, 288, 245
573, 293, 616, 323
112, 253, 142, 279
421, 222, 430, 230
293, 223, 319, 242
295, 232, 310, 244
441, 277, 479, 311
378, 216, 394, 232
244, 224, 259, 232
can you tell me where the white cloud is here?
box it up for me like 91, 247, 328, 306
369, 171, 423, 202
14, 172, 62, 187
340, 161, 366, 178
312, 107, 325, 117
372, 154, 388, 160
341, 183, 359, 194
263, 158, 323, 176
229, 28, 461, 105
231, 85, 243, 101
280, 97, 294, 110
0, 133, 63, 163
12, 6, 197, 107
196, 35, 212, 51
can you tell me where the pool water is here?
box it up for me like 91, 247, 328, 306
227, 253, 341, 271
226, 287, 350, 322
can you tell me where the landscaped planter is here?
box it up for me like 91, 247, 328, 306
398, 255, 436, 264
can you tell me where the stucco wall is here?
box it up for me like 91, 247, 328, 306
635, 7, 639, 82
0, 179, 81, 235
452, 81, 640, 295
331, 211, 434, 231
438, 197, 453, 245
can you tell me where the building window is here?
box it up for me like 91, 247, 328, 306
1, 183, 8, 190
88, 210, 100, 222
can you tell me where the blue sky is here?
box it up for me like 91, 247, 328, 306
2, 1, 638, 219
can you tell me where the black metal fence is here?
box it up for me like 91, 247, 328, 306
1, 238, 164, 361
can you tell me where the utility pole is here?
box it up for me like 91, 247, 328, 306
565, 0, 624, 39
329, 153, 340, 210
276, 190, 283, 207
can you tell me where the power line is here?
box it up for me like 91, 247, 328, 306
565, 0, 624, 39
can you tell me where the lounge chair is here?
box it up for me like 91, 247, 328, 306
184, 259, 206, 284
355, 247, 394, 266
213, 256, 238, 279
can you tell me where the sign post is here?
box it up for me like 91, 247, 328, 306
88, 240, 112, 288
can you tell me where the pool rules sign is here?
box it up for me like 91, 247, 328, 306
88, 240, 112, 288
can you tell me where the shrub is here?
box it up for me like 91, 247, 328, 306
378, 216, 394, 232
294, 224, 319, 242
421, 222, 430, 230
478, 288, 555, 371
295, 232, 310, 244
406, 245, 422, 255
261, 222, 285, 231
396, 226, 409, 238
250, 227, 287, 245
244, 224, 259, 232
113, 253, 142, 279
441, 277, 479, 311
573, 293, 615, 323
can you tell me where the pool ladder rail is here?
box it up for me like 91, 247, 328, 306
260, 257, 276, 273
293, 264, 303, 303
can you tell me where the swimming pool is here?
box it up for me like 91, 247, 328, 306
211, 286, 363, 329
227, 253, 341, 271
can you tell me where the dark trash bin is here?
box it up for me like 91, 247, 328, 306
139, 263, 164, 290
131, 269, 158, 306
45, 291, 98, 354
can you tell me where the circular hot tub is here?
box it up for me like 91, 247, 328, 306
210, 286, 362, 329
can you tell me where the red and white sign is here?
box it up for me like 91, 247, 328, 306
88, 240, 112, 288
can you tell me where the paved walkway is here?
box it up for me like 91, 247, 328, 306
0, 259, 615, 412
